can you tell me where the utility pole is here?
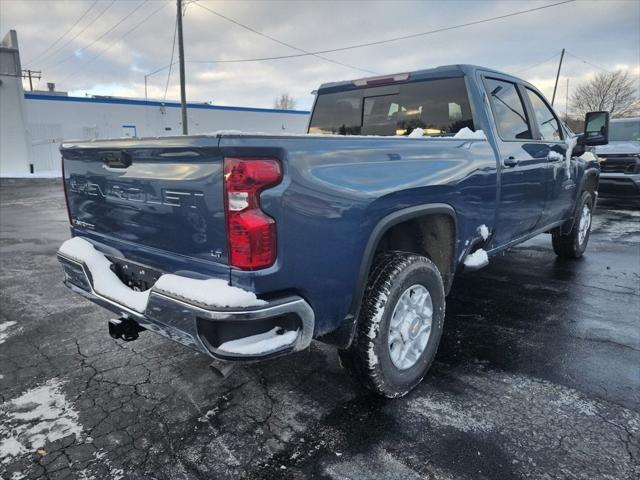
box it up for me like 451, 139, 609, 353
176, 0, 188, 134
21, 69, 41, 91
551, 48, 565, 106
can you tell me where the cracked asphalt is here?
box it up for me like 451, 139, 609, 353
1, 178, 638, 480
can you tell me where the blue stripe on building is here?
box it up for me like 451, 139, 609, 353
24, 93, 310, 115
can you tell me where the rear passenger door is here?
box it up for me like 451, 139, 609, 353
483, 77, 546, 247
523, 87, 575, 225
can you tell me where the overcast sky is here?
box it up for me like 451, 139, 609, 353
1, 0, 638, 112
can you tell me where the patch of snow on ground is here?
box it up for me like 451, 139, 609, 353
218, 327, 298, 355
408, 396, 493, 432
478, 224, 490, 240
454, 127, 487, 140
408, 128, 424, 138
0, 321, 18, 344
548, 151, 564, 161
549, 390, 598, 416
464, 249, 488, 268
58, 237, 265, 311
0, 379, 84, 464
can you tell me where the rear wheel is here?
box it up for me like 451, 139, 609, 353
552, 191, 594, 258
339, 252, 445, 398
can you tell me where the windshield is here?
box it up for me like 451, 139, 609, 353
309, 77, 474, 136
609, 119, 640, 142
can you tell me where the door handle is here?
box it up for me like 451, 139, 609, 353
503, 156, 519, 168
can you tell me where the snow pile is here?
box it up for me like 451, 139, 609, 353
408, 128, 424, 138
579, 151, 598, 161
155, 274, 266, 308
464, 249, 488, 268
0, 321, 18, 344
478, 224, 490, 241
454, 127, 487, 140
548, 151, 564, 161
58, 237, 266, 311
0, 379, 84, 464
59, 237, 150, 312
217, 327, 298, 355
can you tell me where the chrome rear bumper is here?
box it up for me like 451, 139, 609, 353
57, 253, 315, 361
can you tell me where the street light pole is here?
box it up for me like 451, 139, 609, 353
176, 0, 188, 134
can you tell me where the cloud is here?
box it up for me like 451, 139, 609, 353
2, 0, 638, 111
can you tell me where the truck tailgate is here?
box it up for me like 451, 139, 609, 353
61, 137, 229, 271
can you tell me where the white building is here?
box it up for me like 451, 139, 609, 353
0, 30, 310, 177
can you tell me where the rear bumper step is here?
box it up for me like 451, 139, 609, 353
57, 253, 314, 361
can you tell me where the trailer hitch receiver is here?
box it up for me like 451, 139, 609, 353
108, 317, 145, 341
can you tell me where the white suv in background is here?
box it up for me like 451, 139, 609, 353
595, 117, 640, 199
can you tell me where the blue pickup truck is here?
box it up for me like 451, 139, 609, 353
57, 65, 609, 398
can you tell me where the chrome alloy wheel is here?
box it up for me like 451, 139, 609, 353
388, 284, 433, 370
578, 204, 592, 246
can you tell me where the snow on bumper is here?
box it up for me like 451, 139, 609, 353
57, 237, 314, 360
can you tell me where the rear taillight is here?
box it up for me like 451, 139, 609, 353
61, 156, 72, 225
224, 157, 282, 270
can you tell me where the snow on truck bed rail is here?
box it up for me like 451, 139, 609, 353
207, 127, 487, 140
58, 237, 265, 312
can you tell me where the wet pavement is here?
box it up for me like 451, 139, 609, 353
1, 179, 638, 480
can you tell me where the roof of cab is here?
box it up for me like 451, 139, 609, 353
316, 64, 525, 94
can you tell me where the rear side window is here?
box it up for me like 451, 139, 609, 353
309, 91, 362, 135
526, 88, 563, 141
309, 77, 474, 136
484, 78, 532, 140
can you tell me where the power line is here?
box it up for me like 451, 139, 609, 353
565, 51, 612, 73
47, 0, 150, 72
514, 51, 561, 75
37, 0, 116, 69
57, 1, 170, 84
146, 0, 575, 78
163, 17, 179, 102
188, 0, 575, 65
191, 1, 377, 75
25, 0, 99, 66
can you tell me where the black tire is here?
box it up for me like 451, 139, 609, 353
552, 191, 594, 259
338, 252, 445, 398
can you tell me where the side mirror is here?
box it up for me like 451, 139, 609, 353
580, 111, 609, 146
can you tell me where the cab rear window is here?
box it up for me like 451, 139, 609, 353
309, 78, 474, 137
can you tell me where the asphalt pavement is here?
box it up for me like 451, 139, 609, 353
1, 179, 638, 480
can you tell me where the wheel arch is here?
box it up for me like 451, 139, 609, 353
321, 203, 457, 348
562, 167, 599, 234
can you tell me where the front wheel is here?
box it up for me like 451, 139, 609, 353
552, 191, 594, 259
338, 252, 445, 398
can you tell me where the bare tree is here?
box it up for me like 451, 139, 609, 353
570, 70, 639, 118
274, 93, 296, 110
